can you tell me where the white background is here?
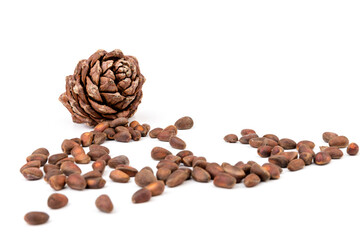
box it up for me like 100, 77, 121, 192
1, 0, 359, 239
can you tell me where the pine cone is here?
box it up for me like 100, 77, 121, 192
59, 49, 145, 126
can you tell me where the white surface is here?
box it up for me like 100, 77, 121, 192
1, 0, 359, 239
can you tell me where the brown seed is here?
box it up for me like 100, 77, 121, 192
213, 173, 236, 189
145, 181, 165, 196
109, 117, 128, 128
250, 163, 270, 181
75, 154, 91, 164
81, 132, 94, 147
279, 138, 297, 149
86, 177, 106, 189
26, 154, 48, 166
49, 174, 66, 191
43, 164, 59, 174
261, 138, 278, 148
88, 149, 108, 161
32, 147, 50, 157
82, 170, 102, 180
24, 212, 49, 225
249, 137, 266, 148
176, 150, 193, 159
66, 173, 86, 190
132, 188, 152, 204
103, 127, 116, 140
329, 136, 349, 148
108, 155, 130, 168
178, 167, 192, 179
299, 152, 314, 165
151, 147, 172, 160
48, 193, 68, 209
195, 156, 207, 161
156, 160, 179, 172
191, 167, 211, 182
115, 165, 138, 177
164, 125, 178, 134
71, 146, 90, 164
322, 132, 338, 143
142, 166, 154, 173
244, 174, 261, 187
169, 136, 187, 150
297, 140, 315, 150
22, 167, 43, 180
239, 133, 259, 144
192, 159, 207, 169
128, 128, 141, 141
48, 153, 68, 165
44, 169, 62, 182
94, 121, 110, 132
268, 155, 289, 168
157, 130, 176, 142
89, 144, 110, 154
205, 162, 224, 179
224, 134, 238, 143
115, 126, 129, 133
221, 163, 246, 183
164, 155, 182, 164
241, 129, 256, 136
134, 125, 147, 137
175, 116, 194, 130
314, 152, 331, 165
60, 161, 81, 176
110, 169, 130, 183
55, 157, 75, 167
166, 169, 188, 187
95, 194, 113, 213
298, 144, 315, 156
129, 120, 140, 128
114, 131, 132, 142
263, 134, 279, 142
134, 124, 144, 133
347, 143, 359, 156
156, 167, 172, 182
247, 160, 257, 166
149, 128, 163, 138
142, 124, 151, 136
257, 145, 273, 158
262, 163, 281, 179
319, 146, 328, 152
323, 147, 343, 159
234, 161, 251, 174
288, 159, 305, 171
61, 139, 80, 155
93, 131, 107, 145
20, 161, 41, 173
233, 161, 243, 167
135, 168, 157, 187
71, 138, 81, 145
96, 154, 111, 164
279, 151, 298, 161
271, 146, 284, 155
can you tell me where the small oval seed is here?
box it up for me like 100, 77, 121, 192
132, 188, 152, 203
347, 143, 359, 156
169, 136, 187, 150
287, 159, 305, 171
95, 194, 113, 213
213, 173, 236, 189
48, 193, 68, 209
244, 174, 261, 187
24, 212, 49, 225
